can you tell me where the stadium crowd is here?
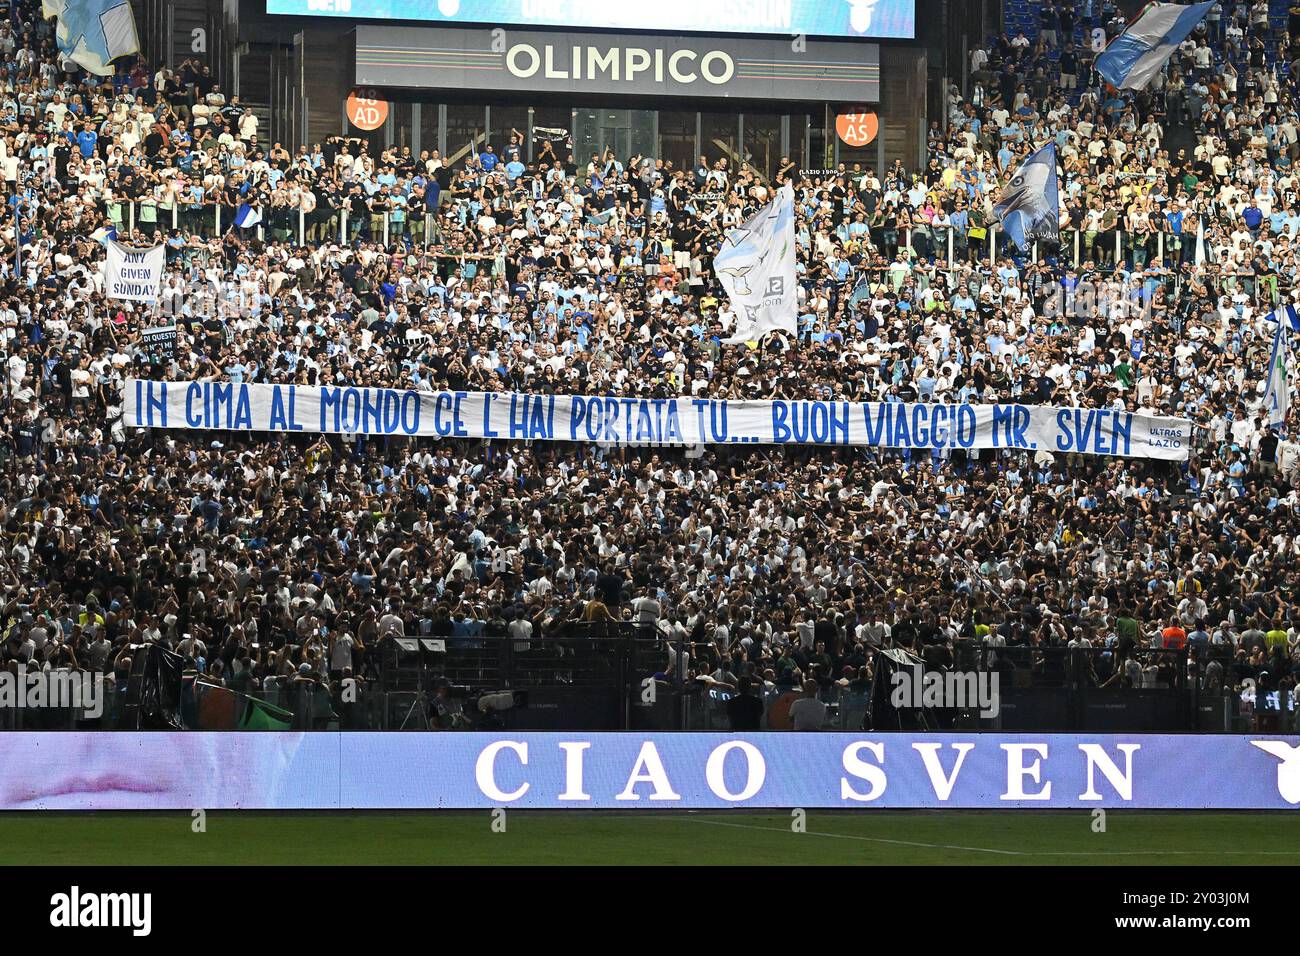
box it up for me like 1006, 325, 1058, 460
1, 0, 1300, 728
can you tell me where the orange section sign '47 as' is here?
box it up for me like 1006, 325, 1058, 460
835, 112, 879, 147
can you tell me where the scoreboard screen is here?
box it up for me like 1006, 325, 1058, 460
266, 0, 917, 40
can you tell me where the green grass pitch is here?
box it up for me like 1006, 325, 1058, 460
2, 811, 1298, 865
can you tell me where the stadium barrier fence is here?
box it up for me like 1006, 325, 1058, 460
90, 200, 1292, 312
0, 638, 1289, 733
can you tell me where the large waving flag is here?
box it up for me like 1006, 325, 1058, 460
43, 0, 140, 76
993, 142, 1059, 250
1267, 302, 1300, 333
717, 182, 797, 344
233, 203, 262, 229
1263, 307, 1296, 429
1096, 2, 1214, 91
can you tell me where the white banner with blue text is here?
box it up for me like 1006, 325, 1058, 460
122, 380, 1192, 460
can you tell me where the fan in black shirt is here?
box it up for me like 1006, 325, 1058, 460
726, 678, 765, 730
144, 129, 165, 157
52, 142, 69, 181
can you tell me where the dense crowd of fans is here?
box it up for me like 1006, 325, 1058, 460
1, 0, 1299, 730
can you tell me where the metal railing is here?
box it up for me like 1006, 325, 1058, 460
98, 199, 445, 250
90, 198, 1293, 298
2, 640, 1291, 733
0, 672, 120, 730
681, 683, 870, 732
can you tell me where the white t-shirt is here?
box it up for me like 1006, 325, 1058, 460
330, 634, 356, 672
632, 596, 661, 627
789, 697, 827, 731
508, 618, 533, 650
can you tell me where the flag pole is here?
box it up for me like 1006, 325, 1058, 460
1264, 306, 1293, 435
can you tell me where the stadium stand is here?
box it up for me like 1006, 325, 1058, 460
2, 0, 1299, 732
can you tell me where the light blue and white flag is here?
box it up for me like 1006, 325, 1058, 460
1096, 2, 1214, 91
717, 182, 797, 344
43, 0, 140, 76
1263, 304, 1298, 429
848, 270, 871, 308
1265, 302, 1300, 333
233, 203, 262, 229
993, 142, 1059, 250
90, 224, 116, 244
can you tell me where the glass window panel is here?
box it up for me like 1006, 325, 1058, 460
629, 114, 655, 166
700, 112, 738, 176
809, 112, 829, 172
742, 112, 780, 181
787, 113, 809, 172
574, 109, 654, 172
445, 104, 486, 169
488, 104, 528, 165
658, 109, 695, 178
391, 101, 413, 152
573, 107, 605, 172
419, 101, 441, 168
